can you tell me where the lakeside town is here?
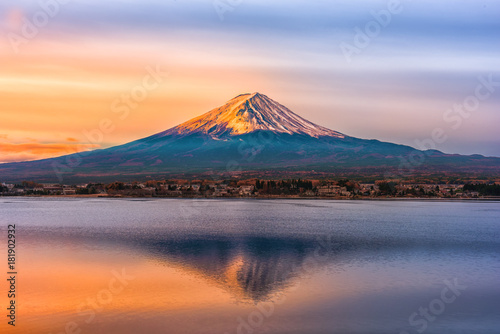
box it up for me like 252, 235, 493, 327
2, 178, 500, 199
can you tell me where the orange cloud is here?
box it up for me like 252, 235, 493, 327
0, 141, 100, 163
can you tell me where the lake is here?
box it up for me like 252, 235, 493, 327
1, 198, 499, 334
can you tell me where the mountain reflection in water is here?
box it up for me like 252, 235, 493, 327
145, 237, 319, 302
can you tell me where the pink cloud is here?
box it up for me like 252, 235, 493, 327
5, 8, 24, 30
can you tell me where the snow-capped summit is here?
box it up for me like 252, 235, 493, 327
162, 92, 345, 138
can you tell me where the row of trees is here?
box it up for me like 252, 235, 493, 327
463, 184, 500, 196
255, 179, 314, 195
76, 184, 100, 194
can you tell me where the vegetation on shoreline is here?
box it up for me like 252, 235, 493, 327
2, 178, 499, 199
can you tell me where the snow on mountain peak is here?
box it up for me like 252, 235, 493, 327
163, 92, 345, 138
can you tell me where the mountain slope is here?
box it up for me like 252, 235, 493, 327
1, 92, 499, 183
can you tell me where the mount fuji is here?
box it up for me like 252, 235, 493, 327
1, 92, 499, 182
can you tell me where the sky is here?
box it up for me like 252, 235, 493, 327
0, 0, 499, 163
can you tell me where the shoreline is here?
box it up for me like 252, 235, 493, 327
2, 195, 500, 201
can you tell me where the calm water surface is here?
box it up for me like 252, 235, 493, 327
1, 198, 499, 334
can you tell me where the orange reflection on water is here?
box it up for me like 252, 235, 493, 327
2, 234, 358, 334
4, 241, 238, 334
